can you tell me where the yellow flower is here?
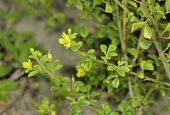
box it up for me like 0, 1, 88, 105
38, 109, 45, 113
59, 34, 71, 49
76, 67, 86, 77
22, 59, 33, 73
47, 49, 52, 61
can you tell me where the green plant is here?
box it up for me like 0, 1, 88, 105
0, 80, 18, 101
0, 0, 66, 104
34, 97, 57, 115
22, 0, 170, 114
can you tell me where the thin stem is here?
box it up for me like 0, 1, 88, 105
130, 72, 170, 87
36, 57, 59, 82
78, 51, 115, 66
134, 0, 142, 4
114, 1, 134, 98
115, 3, 125, 62
144, 87, 155, 102
137, 87, 155, 115
93, 59, 115, 66
90, 104, 103, 113
122, 0, 128, 65
132, 29, 144, 66
144, 76, 170, 87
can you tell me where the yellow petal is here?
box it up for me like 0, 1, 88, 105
22, 62, 28, 68
65, 35, 71, 42
76, 68, 85, 77
59, 38, 65, 44
64, 42, 71, 48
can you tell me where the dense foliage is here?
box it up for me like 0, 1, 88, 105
1, 0, 170, 115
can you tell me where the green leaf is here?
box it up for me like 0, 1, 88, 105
60, 77, 71, 82
111, 77, 119, 88
144, 23, 152, 39
118, 61, 125, 66
74, 81, 84, 88
107, 65, 116, 71
47, 60, 63, 72
79, 52, 87, 58
62, 83, 71, 92
107, 44, 117, 54
78, 96, 85, 104
93, 0, 103, 7
165, 0, 170, 13
90, 91, 100, 97
28, 71, 39, 77
107, 84, 113, 93
131, 22, 145, 33
74, 0, 83, 10
132, 101, 142, 107
47, 17, 56, 28
79, 85, 87, 92
139, 38, 152, 49
140, 4, 146, 16
0, 66, 13, 78
0, 80, 18, 91
84, 60, 92, 71
0, 80, 18, 101
160, 89, 166, 97
0, 53, 3, 59
40, 55, 51, 63
73, 81, 84, 92
88, 55, 96, 60
107, 44, 117, 57
117, 66, 130, 77
128, 1, 137, 8
163, 23, 170, 32
105, 2, 113, 13
71, 41, 83, 52
125, 105, 134, 112
107, 75, 116, 80
50, 85, 59, 91
100, 44, 107, 54
1, 37, 18, 61
168, 43, 170, 48
66, 96, 75, 102
101, 56, 110, 62
140, 60, 154, 71
110, 112, 119, 115
18, 40, 36, 63
54, 64, 63, 71
102, 103, 111, 114
108, 52, 118, 57
127, 48, 140, 58
82, 100, 90, 106
33, 65, 43, 73
138, 71, 145, 79
128, 12, 135, 22
80, 26, 89, 38
118, 103, 126, 112
87, 49, 95, 54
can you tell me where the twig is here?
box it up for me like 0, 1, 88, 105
130, 72, 170, 87
132, 29, 144, 66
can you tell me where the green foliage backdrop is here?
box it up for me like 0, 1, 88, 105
0, 0, 170, 114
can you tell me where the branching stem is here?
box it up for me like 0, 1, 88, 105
141, 0, 170, 80
36, 57, 59, 82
